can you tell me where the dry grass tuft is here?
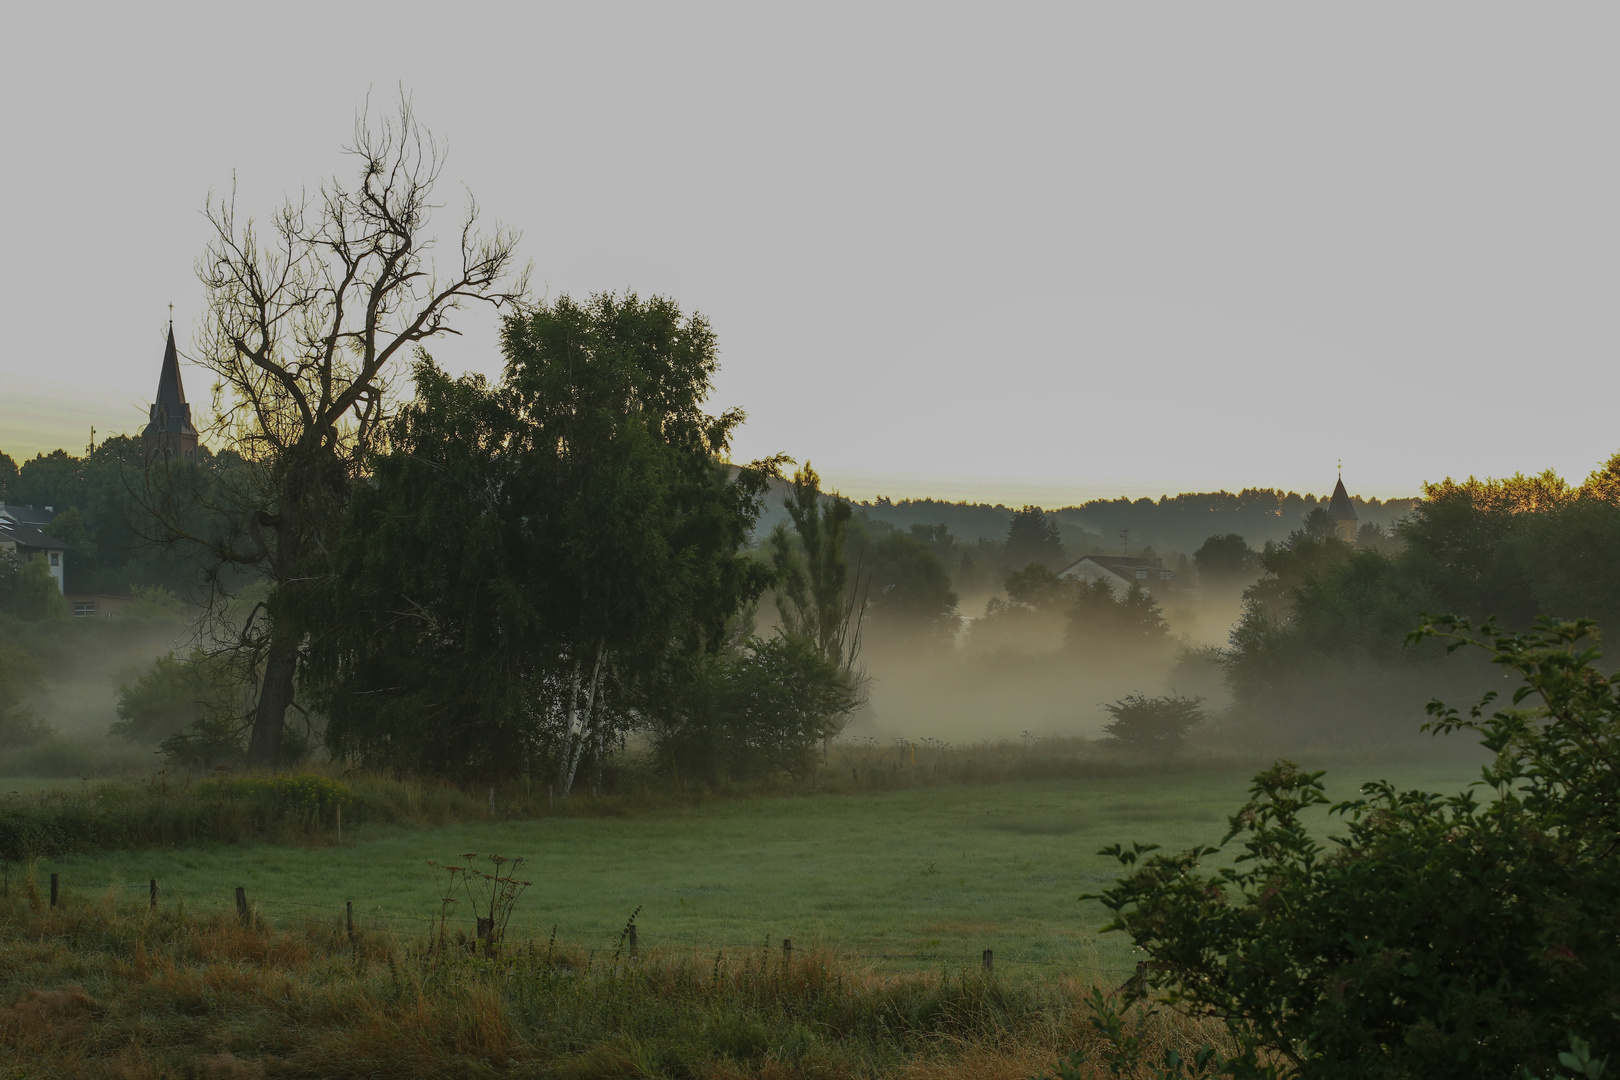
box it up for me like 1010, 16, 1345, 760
1, 983, 102, 1025
187, 1053, 266, 1080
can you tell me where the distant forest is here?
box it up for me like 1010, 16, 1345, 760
809, 489, 1420, 562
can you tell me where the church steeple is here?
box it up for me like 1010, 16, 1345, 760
142, 320, 199, 462
1327, 470, 1358, 543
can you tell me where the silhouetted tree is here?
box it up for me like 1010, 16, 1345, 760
1005, 505, 1065, 570
174, 96, 524, 767
1193, 532, 1257, 589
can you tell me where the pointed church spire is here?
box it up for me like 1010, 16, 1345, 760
142, 318, 199, 461
153, 321, 189, 412
1327, 476, 1356, 522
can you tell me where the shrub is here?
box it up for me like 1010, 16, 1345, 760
0, 645, 49, 749
1099, 693, 1205, 754
1087, 617, 1620, 1077
195, 773, 353, 820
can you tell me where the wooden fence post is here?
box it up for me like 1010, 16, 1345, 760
982, 949, 993, 973
346, 901, 355, 942
783, 938, 792, 965
628, 923, 638, 961
235, 886, 248, 924
336, 804, 342, 843
150, 879, 158, 909
49, 873, 59, 909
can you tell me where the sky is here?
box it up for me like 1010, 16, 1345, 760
1, 4, 1614, 506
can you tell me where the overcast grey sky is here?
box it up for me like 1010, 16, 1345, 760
1, 3, 1614, 504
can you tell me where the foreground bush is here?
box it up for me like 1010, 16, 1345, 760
1090, 617, 1620, 1077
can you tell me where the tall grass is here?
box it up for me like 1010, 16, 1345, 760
0, 735, 1269, 862
0, 878, 1223, 1078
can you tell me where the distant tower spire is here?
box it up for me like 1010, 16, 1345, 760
141, 318, 199, 463
1327, 468, 1358, 543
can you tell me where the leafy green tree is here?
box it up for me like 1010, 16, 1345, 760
1065, 580, 1170, 651
111, 650, 252, 746
770, 464, 865, 668
653, 633, 860, 784
1223, 458, 1620, 744
1299, 505, 1338, 541
1192, 532, 1257, 589
502, 293, 773, 795
1089, 617, 1620, 1076
306, 362, 528, 781
314, 293, 774, 790
1100, 693, 1204, 753
1005, 505, 1065, 570
862, 531, 960, 642
0, 452, 16, 501
1004, 562, 1069, 610
0, 555, 68, 621
0, 644, 48, 748
9, 449, 84, 511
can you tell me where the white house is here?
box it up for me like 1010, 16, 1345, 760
1057, 553, 1175, 593
0, 504, 69, 592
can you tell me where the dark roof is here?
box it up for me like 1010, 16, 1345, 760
0, 516, 71, 551
1327, 476, 1358, 522
1058, 554, 1174, 579
142, 324, 198, 439
0, 504, 55, 526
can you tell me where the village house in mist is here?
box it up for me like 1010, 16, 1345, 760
0, 503, 68, 592
1058, 553, 1176, 593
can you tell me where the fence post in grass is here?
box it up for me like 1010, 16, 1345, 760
983, 949, 993, 973
336, 803, 342, 843
150, 879, 158, 909
50, 873, 59, 908
346, 901, 355, 942
783, 938, 792, 966
235, 886, 248, 924
628, 923, 638, 962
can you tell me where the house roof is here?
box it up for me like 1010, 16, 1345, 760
1, 504, 56, 527
0, 515, 71, 551
1327, 476, 1358, 522
142, 323, 198, 439
1058, 554, 1174, 580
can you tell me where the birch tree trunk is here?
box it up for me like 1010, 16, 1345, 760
556, 644, 605, 799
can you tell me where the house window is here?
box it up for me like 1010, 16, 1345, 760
49, 551, 60, 567
73, 602, 96, 618
1135, 570, 1148, 579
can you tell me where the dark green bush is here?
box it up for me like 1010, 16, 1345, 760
1088, 617, 1620, 1077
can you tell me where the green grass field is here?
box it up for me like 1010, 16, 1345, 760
26, 760, 1479, 982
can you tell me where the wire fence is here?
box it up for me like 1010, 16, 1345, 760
13, 869, 1124, 976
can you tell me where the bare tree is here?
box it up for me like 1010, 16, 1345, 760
180, 95, 525, 766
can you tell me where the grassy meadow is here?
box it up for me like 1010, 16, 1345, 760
26, 760, 1480, 981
